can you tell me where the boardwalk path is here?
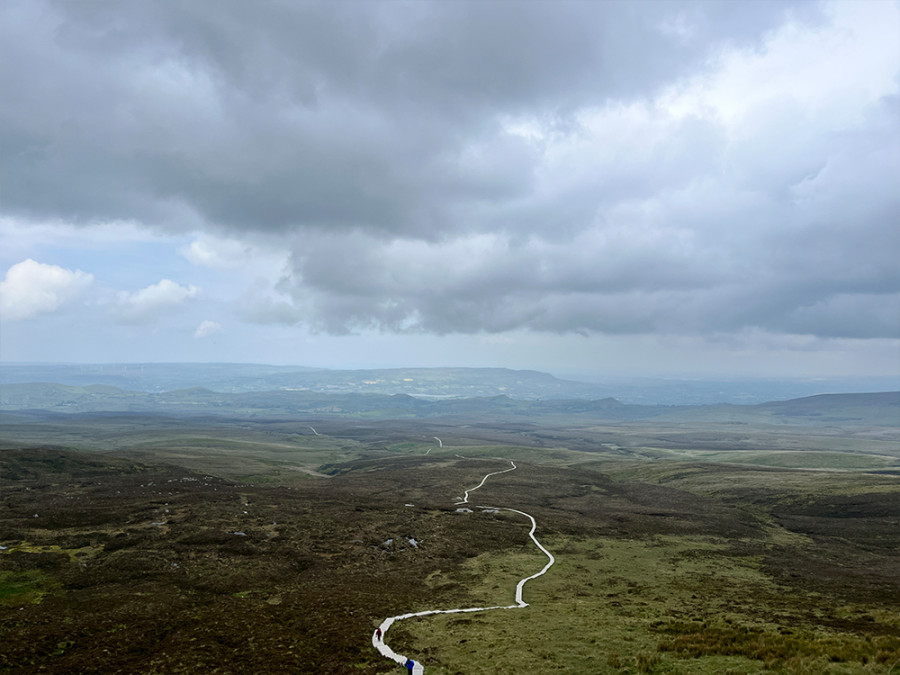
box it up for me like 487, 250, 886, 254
372, 458, 556, 673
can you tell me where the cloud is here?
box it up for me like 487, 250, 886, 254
180, 236, 251, 269
0, 258, 93, 320
0, 0, 897, 352
178, 234, 290, 289
194, 320, 222, 339
0, 0, 814, 235
233, 1, 895, 342
115, 279, 198, 324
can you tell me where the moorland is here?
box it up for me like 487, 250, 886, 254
0, 374, 898, 673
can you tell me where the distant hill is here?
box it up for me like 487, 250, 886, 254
2, 363, 898, 405
757, 392, 900, 426
1, 382, 896, 428
0, 364, 603, 400
0, 363, 321, 393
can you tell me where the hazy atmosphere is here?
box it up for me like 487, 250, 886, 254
1, 0, 898, 378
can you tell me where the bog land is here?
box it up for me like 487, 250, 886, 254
0, 386, 898, 673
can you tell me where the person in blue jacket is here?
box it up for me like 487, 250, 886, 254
405, 658, 414, 672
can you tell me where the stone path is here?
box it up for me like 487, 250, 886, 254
372, 458, 555, 673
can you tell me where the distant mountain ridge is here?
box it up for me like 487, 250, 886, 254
0, 364, 602, 400
0, 382, 896, 427
0, 363, 322, 394
2, 363, 897, 406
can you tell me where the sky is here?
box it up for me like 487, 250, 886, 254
1, 0, 898, 379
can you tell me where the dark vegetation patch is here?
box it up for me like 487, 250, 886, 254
761, 492, 900, 604
761, 539, 899, 607
772, 492, 900, 550
706, 484, 900, 606
0, 446, 155, 481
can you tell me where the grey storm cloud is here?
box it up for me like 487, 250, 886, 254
2, 0, 815, 233
2, 0, 898, 341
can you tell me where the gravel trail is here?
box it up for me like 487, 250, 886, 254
372, 459, 555, 673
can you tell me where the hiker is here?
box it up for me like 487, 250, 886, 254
375, 627, 382, 641
405, 658, 414, 672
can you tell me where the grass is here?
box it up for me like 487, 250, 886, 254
591, 460, 900, 497
658, 622, 900, 670
0, 569, 61, 606
399, 535, 900, 673
0, 422, 367, 482
653, 450, 900, 471
426, 443, 601, 468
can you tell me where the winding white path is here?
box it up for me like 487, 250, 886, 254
454, 459, 517, 506
372, 459, 556, 673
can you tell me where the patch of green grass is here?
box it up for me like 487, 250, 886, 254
593, 460, 900, 499
397, 535, 899, 673
0, 569, 61, 606
2, 542, 98, 561
429, 443, 599, 467
113, 432, 362, 481
387, 441, 434, 454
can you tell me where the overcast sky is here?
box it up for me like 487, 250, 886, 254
1, 0, 898, 379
